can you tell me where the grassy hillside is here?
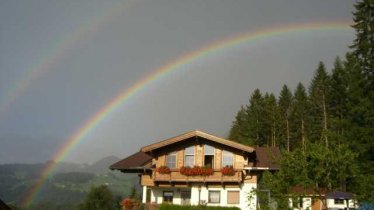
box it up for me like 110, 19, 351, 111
0, 157, 137, 209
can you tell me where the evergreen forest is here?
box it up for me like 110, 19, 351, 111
228, 0, 373, 206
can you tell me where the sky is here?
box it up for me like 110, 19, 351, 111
0, 0, 356, 164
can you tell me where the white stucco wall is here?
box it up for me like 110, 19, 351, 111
150, 187, 182, 205
148, 183, 257, 210
289, 197, 312, 210
326, 198, 357, 209
240, 182, 257, 210
190, 185, 200, 205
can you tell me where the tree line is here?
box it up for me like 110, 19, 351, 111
228, 0, 373, 203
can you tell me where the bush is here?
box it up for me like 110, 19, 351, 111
358, 203, 374, 210
159, 203, 240, 210
78, 185, 115, 210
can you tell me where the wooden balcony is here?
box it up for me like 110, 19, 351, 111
153, 170, 242, 183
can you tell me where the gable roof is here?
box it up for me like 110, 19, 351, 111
289, 186, 327, 196
140, 130, 254, 153
326, 191, 353, 199
110, 151, 152, 171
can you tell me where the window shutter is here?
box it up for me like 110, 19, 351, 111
227, 191, 239, 204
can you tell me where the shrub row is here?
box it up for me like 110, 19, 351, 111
159, 203, 240, 210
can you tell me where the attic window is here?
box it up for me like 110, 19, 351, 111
166, 152, 177, 169
222, 150, 233, 167
204, 145, 214, 168
184, 146, 195, 167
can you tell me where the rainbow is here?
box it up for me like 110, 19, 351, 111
21, 21, 352, 207
0, 0, 138, 117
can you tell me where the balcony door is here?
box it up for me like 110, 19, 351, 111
204, 145, 214, 168
181, 191, 191, 205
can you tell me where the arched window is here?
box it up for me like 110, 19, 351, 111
222, 150, 233, 167
184, 146, 195, 167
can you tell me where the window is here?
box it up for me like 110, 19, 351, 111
227, 191, 240, 204
181, 191, 191, 205
163, 191, 173, 203
334, 199, 344, 204
146, 189, 151, 203
204, 145, 214, 168
184, 146, 195, 167
222, 150, 234, 167
208, 191, 220, 203
166, 152, 176, 169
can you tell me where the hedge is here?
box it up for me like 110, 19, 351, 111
159, 203, 240, 210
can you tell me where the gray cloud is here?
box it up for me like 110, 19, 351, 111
0, 0, 355, 163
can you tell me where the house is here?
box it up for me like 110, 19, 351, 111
288, 186, 327, 210
288, 187, 358, 210
326, 191, 357, 210
110, 130, 280, 209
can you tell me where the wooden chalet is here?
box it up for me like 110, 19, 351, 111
111, 130, 280, 209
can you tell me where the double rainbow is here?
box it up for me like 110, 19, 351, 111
0, 0, 138, 117
21, 21, 352, 207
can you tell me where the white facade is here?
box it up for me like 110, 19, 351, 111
288, 196, 358, 210
288, 197, 314, 210
146, 182, 257, 210
326, 198, 357, 209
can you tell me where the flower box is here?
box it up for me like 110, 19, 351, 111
180, 166, 214, 176
221, 166, 235, 176
156, 166, 171, 174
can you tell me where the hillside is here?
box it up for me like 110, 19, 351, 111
0, 156, 137, 209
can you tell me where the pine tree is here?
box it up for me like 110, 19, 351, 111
343, 53, 374, 201
228, 106, 248, 144
278, 85, 293, 151
329, 57, 348, 145
350, 3, 374, 198
263, 93, 279, 147
351, 0, 374, 88
291, 83, 309, 152
308, 62, 330, 148
246, 89, 266, 146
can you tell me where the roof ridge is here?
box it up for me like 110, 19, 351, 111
141, 130, 254, 153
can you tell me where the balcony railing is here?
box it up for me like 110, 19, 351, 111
153, 170, 242, 182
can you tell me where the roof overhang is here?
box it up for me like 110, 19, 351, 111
141, 130, 254, 153
326, 191, 354, 199
244, 166, 274, 171
118, 167, 152, 173
110, 151, 152, 173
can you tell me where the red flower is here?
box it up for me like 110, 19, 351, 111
180, 166, 213, 176
121, 198, 134, 208
156, 166, 171, 174
221, 166, 235, 176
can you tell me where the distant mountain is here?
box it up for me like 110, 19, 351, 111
52, 161, 87, 174
49, 156, 120, 174
85, 156, 120, 174
0, 156, 135, 210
